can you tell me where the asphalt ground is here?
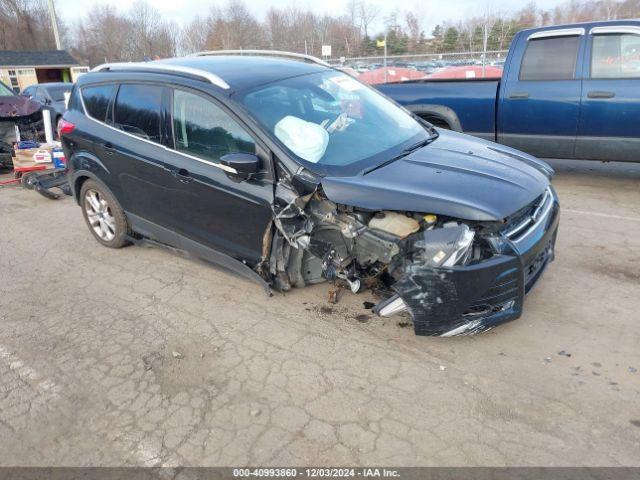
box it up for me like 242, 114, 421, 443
0, 159, 638, 466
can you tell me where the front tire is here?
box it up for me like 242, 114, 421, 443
80, 179, 130, 248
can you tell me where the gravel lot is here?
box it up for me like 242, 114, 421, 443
0, 159, 639, 466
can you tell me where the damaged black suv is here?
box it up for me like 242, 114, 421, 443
61, 52, 559, 336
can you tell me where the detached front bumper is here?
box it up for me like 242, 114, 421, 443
381, 191, 560, 336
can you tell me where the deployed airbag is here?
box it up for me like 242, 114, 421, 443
274, 115, 329, 163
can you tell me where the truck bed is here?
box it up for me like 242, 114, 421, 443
377, 79, 500, 141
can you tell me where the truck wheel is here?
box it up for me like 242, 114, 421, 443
79, 179, 130, 248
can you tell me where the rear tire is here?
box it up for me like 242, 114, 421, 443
79, 179, 130, 248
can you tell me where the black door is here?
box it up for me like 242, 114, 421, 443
107, 83, 179, 227
159, 88, 273, 265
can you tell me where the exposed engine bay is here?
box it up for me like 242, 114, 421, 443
257, 166, 556, 337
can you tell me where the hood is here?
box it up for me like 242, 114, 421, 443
321, 129, 553, 221
0, 95, 42, 118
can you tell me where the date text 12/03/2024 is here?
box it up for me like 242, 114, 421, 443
232, 468, 401, 478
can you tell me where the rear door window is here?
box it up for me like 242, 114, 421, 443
113, 84, 163, 143
591, 33, 640, 78
81, 84, 116, 122
171, 89, 255, 163
520, 36, 581, 80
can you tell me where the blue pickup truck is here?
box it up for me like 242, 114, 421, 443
379, 20, 640, 162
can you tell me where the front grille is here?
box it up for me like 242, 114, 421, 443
503, 187, 554, 242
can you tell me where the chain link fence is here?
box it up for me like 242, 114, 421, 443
328, 50, 509, 81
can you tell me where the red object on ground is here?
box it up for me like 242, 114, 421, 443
0, 178, 20, 185
426, 65, 503, 79
358, 67, 427, 85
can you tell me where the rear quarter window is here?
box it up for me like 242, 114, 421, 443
67, 85, 82, 112
113, 84, 163, 143
81, 84, 116, 121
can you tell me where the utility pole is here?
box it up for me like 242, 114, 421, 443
383, 33, 387, 83
47, 0, 62, 50
482, 23, 488, 78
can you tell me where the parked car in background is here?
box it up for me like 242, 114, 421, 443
414, 61, 438, 74
425, 65, 503, 79
0, 80, 43, 168
359, 67, 427, 85
61, 52, 558, 337
21, 82, 73, 136
379, 20, 640, 163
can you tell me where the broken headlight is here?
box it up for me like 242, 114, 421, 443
415, 224, 475, 267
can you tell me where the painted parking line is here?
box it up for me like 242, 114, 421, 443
0, 343, 169, 467
563, 208, 640, 223
0, 344, 61, 399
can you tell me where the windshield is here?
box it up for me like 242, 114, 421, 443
48, 85, 71, 102
236, 70, 431, 176
0, 82, 15, 97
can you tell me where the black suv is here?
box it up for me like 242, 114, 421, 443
61, 52, 559, 337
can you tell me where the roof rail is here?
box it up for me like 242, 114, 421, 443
90, 62, 230, 90
188, 50, 330, 67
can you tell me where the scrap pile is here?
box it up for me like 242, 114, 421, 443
0, 110, 69, 199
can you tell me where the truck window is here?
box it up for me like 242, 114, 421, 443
591, 33, 640, 78
520, 36, 580, 80
113, 84, 163, 144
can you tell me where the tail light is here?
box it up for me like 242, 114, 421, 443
57, 118, 75, 137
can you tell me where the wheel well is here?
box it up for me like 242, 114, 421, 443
418, 113, 451, 130
74, 175, 90, 203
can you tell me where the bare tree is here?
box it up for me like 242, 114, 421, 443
0, 0, 59, 50
601, 0, 622, 18
59, 0, 640, 65
179, 15, 208, 55
357, 0, 381, 38
71, 5, 133, 65
205, 0, 263, 50
405, 12, 422, 52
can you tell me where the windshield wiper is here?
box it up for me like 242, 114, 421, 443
361, 137, 434, 176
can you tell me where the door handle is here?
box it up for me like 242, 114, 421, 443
509, 91, 530, 99
172, 168, 193, 183
587, 90, 615, 99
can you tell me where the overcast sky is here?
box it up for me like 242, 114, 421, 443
56, 0, 565, 36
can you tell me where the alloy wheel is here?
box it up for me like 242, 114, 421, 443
84, 189, 116, 241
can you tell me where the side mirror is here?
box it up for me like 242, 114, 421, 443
220, 152, 260, 179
